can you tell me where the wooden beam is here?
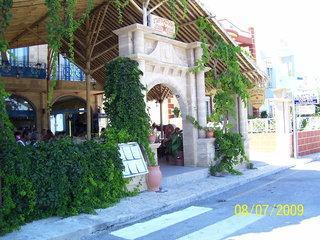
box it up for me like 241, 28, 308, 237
91, 44, 117, 61
26, 27, 46, 43
130, 0, 143, 13
148, 0, 168, 14
145, 0, 151, 9
92, 63, 106, 73
9, 13, 48, 46
90, 3, 110, 56
89, 10, 102, 43
95, 33, 114, 46
74, 35, 86, 49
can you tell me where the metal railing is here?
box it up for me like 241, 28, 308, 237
0, 61, 85, 81
248, 118, 276, 133
0, 60, 46, 79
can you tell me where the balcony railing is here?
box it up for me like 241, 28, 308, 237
57, 63, 85, 81
0, 61, 85, 81
0, 61, 47, 79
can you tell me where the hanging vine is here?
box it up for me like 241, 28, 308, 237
168, 0, 188, 24
112, 0, 188, 30
113, 0, 130, 24
193, 17, 253, 174
195, 16, 253, 130
0, 0, 13, 52
45, 0, 94, 109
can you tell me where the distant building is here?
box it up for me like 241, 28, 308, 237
258, 40, 306, 116
219, 19, 256, 59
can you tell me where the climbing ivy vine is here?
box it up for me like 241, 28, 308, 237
113, 0, 130, 24
195, 17, 253, 129
104, 57, 156, 166
0, 0, 13, 52
193, 17, 253, 174
45, 0, 94, 109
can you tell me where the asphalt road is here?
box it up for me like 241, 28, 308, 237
83, 160, 320, 240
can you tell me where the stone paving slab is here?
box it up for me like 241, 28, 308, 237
1, 154, 318, 240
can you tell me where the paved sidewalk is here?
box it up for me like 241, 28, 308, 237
1, 154, 319, 240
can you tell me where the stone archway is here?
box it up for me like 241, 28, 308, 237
147, 79, 188, 118
50, 95, 91, 137
146, 82, 193, 166
5, 94, 37, 131
114, 23, 215, 167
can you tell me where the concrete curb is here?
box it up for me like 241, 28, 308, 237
2, 156, 318, 240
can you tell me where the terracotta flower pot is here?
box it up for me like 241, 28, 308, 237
206, 130, 215, 138
146, 166, 162, 192
148, 134, 157, 143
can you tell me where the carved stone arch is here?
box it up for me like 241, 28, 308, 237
9, 93, 37, 113
147, 77, 188, 118
52, 94, 86, 105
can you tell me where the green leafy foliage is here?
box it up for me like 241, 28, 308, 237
0, 0, 12, 52
195, 17, 253, 130
104, 57, 156, 166
192, 17, 252, 174
113, 0, 130, 24
211, 130, 248, 176
0, 85, 128, 235
173, 107, 180, 117
166, 131, 183, 157
44, 0, 93, 109
0, 138, 128, 235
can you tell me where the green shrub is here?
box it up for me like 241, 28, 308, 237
0, 138, 128, 235
0, 144, 36, 234
0, 85, 129, 235
211, 130, 248, 175
0, 67, 134, 236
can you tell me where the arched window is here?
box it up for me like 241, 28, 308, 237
5, 95, 36, 130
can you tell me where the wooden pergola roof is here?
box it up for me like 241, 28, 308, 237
147, 84, 173, 102
5, 0, 267, 87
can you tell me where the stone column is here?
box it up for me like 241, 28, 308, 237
273, 89, 292, 158
183, 71, 198, 166
194, 46, 207, 138
228, 95, 240, 133
133, 29, 144, 54
239, 98, 250, 157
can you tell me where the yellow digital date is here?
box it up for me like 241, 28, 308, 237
234, 204, 304, 217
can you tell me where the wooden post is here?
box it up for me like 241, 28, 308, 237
80, 3, 109, 140
45, 48, 52, 132
85, 19, 92, 140
159, 100, 164, 138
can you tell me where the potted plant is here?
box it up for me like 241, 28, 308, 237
173, 107, 180, 118
204, 126, 215, 138
186, 115, 218, 139
146, 154, 162, 191
165, 129, 184, 166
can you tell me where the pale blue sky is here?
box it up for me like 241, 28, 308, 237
201, 0, 319, 78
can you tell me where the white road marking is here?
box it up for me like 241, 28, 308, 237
177, 214, 264, 240
110, 206, 212, 240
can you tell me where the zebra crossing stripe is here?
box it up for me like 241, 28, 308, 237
110, 206, 212, 240
177, 214, 264, 240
